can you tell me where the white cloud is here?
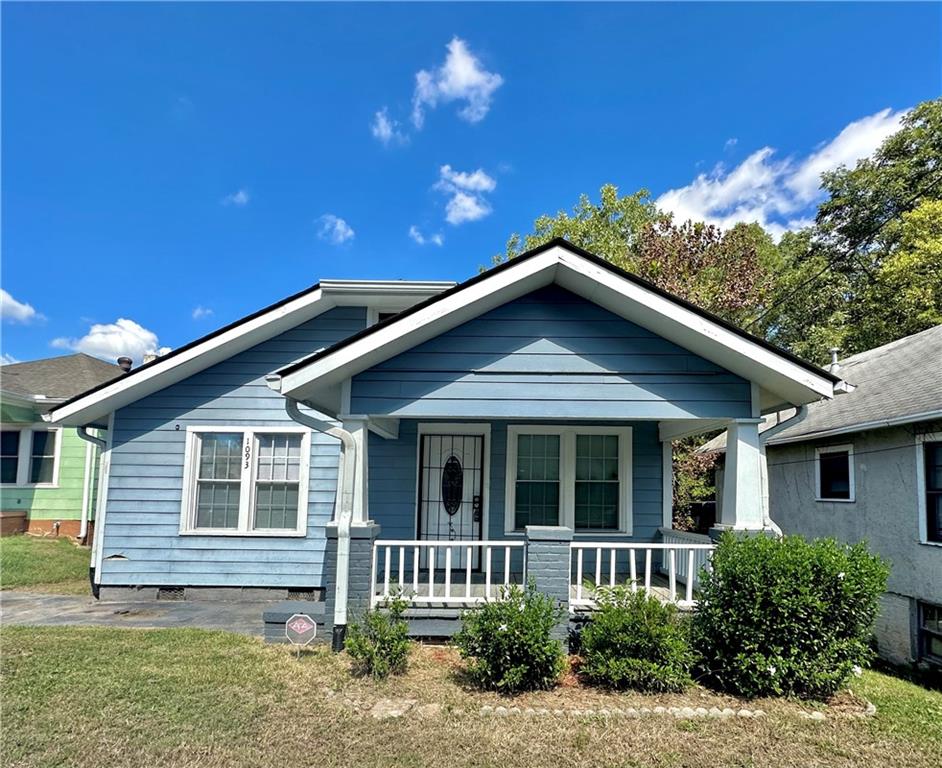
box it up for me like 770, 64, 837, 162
408, 225, 444, 246
371, 107, 407, 146
724, 137, 738, 150
434, 165, 496, 225
192, 306, 214, 320
445, 192, 492, 225
222, 188, 250, 207
412, 37, 503, 129
316, 214, 355, 245
1, 353, 19, 365
436, 164, 497, 193
1, 289, 42, 324
656, 107, 907, 239
52, 318, 171, 366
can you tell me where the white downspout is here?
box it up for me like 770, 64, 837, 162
76, 425, 109, 595
757, 405, 809, 537
283, 397, 356, 651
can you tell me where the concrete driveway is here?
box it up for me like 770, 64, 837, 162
0, 591, 266, 636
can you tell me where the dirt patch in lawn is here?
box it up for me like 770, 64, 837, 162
280, 642, 871, 720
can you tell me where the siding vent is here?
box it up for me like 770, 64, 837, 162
157, 587, 185, 601
287, 588, 321, 601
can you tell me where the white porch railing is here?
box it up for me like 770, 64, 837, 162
371, 540, 525, 608
658, 528, 714, 589
571, 541, 715, 610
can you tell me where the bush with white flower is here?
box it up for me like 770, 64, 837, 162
692, 533, 888, 699
453, 582, 565, 693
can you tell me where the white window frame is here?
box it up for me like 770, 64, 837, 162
179, 425, 311, 537
814, 443, 855, 503
0, 425, 62, 488
504, 425, 633, 536
916, 432, 942, 546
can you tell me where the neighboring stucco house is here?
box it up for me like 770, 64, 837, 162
701, 325, 942, 668
1, 353, 124, 541
46, 240, 841, 643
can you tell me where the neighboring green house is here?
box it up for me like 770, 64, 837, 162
1, 353, 125, 542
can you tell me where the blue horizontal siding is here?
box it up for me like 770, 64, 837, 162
368, 419, 664, 561
100, 306, 366, 589
351, 285, 752, 419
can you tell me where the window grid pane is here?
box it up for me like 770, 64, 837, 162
253, 434, 302, 530
514, 434, 560, 529
926, 443, 942, 543
819, 451, 850, 499
29, 431, 56, 484
194, 433, 244, 529
574, 434, 619, 530
1, 431, 19, 484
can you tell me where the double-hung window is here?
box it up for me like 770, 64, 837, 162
506, 426, 632, 534
0, 427, 60, 487
815, 444, 855, 502
918, 435, 942, 544
181, 427, 310, 536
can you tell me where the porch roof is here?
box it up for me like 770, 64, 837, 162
268, 239, 839, 417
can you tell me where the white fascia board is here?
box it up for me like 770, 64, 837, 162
554, 253, 835, 405
278, 251, 561, 406
46, 287, 329, 427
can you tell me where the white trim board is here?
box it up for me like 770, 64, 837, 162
916, 432, 942, 546
272, 243, 837, 416
45, 281, 452, 428
814, 443, 856, 503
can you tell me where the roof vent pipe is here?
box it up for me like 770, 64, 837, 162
117, 356, 133, 373
827, 347, 841, 375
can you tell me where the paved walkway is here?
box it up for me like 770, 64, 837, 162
0, 591, 266, 636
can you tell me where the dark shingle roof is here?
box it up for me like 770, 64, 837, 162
1, 353, 124, 400
701, 324, 942, 451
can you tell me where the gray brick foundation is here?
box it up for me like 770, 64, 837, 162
323, 520, 381, 643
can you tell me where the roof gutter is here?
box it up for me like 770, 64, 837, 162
766, 409, 942, 446
282, 396, 356, 652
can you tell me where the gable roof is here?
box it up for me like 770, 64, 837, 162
1, 353, 123, 404
700, 324, 942, 450
45, 279, 454, 427
269, 239, 839, 415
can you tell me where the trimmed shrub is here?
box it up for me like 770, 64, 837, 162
453, 583, 566, 694
579, 587, 693, 693
692, 533, 889, 699
345, 595, 411, 679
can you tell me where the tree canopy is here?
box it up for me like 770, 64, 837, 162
500, 97, 942, 365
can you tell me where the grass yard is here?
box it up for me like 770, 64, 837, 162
2, 627, 940, 768
0, 536, 91, 594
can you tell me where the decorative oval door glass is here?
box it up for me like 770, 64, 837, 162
441, 456, 464, 515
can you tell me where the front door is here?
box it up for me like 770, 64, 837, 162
417, 432, 485, 568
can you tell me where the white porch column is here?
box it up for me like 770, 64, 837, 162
341, 417, 369, 523
718, 418, 764, 531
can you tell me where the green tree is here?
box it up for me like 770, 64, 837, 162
766, 98, 942, 361
497, 184, 659, 267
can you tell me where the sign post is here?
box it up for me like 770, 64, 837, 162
285, 613, 317, 657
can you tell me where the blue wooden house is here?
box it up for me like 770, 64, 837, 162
47, 240, 841, 642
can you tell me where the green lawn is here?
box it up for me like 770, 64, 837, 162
2, 626, 939, 768
0, 536, 91, 593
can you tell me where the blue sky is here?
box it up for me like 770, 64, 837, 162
2, 2, 940, 365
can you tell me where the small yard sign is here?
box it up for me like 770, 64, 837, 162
285, 613, 317, 651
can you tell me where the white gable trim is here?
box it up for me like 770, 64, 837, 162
45, 281, 452, 428
271, 244, 836, 415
